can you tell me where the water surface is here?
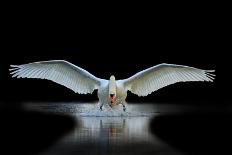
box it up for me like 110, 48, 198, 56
24, 102, 182, 155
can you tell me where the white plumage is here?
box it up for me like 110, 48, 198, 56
10, 60, 106, 94
122, 63, 215, 96
10, 60, 215, 111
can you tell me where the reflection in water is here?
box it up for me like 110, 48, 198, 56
71, 117, 152, 144
42, 117, 179, 155
25, 103, 183, 155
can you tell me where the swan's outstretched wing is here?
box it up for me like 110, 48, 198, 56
10, 60, 105, 94
121, 63, 215, 96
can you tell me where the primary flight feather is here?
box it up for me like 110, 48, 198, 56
10, 60, 215, 111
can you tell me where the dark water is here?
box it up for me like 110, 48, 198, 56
1, 102, 231, 155
24, 103, 179, 155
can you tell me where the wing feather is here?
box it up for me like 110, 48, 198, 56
10, 60, 105, 94
121, 63, 215, 96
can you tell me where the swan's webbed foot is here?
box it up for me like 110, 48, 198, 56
100, 105, 103, 111
123, 105, 126, 112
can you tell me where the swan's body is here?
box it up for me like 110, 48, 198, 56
10, 60, 215, 111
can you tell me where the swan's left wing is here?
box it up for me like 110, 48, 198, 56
121, 63, 215, 96
10, 60, 105, 94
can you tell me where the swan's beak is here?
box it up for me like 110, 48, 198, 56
109, 94, 116, 105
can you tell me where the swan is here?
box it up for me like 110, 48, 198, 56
9, 60, 215, 111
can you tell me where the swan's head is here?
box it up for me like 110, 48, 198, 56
109, 75, 116, 106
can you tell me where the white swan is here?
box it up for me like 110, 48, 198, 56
10, 60, 215, 111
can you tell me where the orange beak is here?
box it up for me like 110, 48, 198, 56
109, 94, 116, 105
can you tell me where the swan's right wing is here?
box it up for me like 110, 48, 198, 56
121, 63, 215, 97
10, 60, 106, 94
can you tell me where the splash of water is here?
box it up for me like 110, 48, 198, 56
77, 103, 155, 117
25, 102, 157, 117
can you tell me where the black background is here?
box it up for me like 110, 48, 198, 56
0, 3, 230, 154
0, 5, 227, 104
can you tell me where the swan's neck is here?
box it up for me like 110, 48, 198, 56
109, 75, 116, 95
109, 76, 116, 104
